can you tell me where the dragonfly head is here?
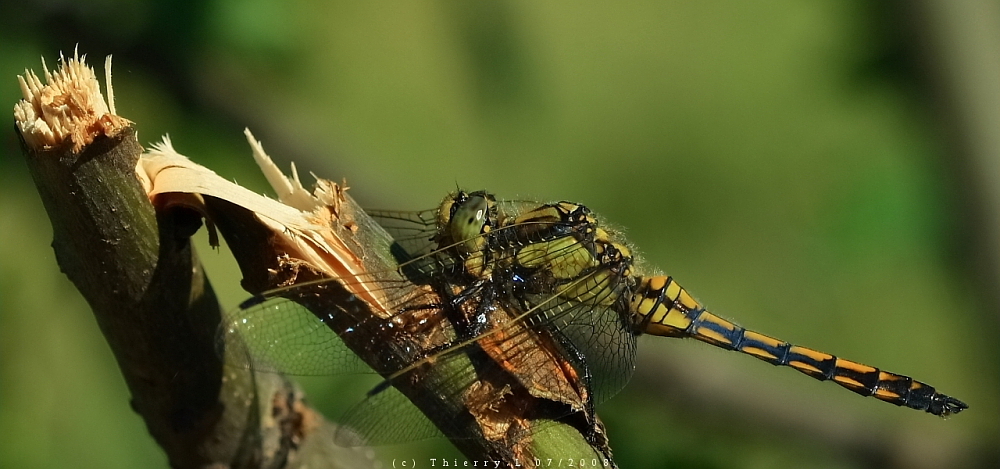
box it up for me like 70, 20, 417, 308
438, 190, 497, 254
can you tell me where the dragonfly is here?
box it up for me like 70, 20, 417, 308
220, 189, 968, 453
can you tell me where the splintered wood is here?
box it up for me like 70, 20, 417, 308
15, 51, 129, 153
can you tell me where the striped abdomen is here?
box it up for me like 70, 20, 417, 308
630, 276, 968, 416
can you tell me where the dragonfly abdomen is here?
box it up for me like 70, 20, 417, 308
631, 275, 968, 416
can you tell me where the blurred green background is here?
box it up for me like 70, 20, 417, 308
1, 1, 998, 468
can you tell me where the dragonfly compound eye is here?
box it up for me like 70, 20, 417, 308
449, 195, 489, 253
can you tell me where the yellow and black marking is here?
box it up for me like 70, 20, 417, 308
631, 276, 968, 417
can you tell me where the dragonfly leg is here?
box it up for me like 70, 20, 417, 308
444, 278, 494, 340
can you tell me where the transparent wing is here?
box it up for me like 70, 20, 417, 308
366, 208, 440, 259
335, 321, 549, 446
528, 288, 637, 405
333, 383, 445, 446
220, 297, 374, 375
218, 271, 446, 377
328, 267, 638, 446
221, 198, 640, 445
